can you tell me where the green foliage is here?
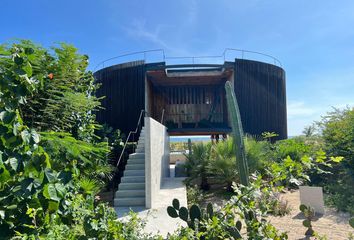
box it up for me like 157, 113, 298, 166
244, 135, 272, 173
184, 142, 212, 190
40, 131, 111, 183
0, 40, 112, 238
317, 107, 354, 214
265, 150, 343, 188
349, 218, 354, 228
167, 198, 243, 239
225, 81, 249, 186
186, 185, 205, 208
299, 204, 315, 236
208, 138, 237, 191
168, 180, 289, 239
11, 41, 102, 142
262, 131, 279, 141
14, 193, 161, 240
0, 41, 75, 237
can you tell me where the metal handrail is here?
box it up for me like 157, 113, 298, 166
161, 109, 165, 123
93, 48, 282, 72
112, 109, 147, 203
116, 109, 146, 167
93, 49, 165, 71
223, 48, 282, 67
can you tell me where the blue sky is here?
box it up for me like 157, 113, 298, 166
1, 0, 353, 136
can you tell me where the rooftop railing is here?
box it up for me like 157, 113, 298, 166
93, 48, 282, 71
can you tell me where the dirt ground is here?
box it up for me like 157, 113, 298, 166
266, 190, 354, 240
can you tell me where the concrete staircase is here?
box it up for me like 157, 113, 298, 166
114, 127, 146, 207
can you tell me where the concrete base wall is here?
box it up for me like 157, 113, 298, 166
145, 117, 170, 208
170, 152, 187, 164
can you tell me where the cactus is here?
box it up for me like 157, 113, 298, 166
167, 198, 242, 238
299, 204, 315, 236
224, 81, 249, 186
167, 198, 202, 229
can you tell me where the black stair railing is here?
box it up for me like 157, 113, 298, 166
111, 110, 148, 203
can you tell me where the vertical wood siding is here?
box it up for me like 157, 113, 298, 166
94, 59, 287, 139
234, 59, 287, 139
94, 61, 145, 135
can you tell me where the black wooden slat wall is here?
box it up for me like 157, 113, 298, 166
234, 59, 287, 139
94, 61, 145, 135
94, 59, 287, 140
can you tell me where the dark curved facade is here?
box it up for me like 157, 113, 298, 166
234, 59, 287, 139
94, 59, 287, 139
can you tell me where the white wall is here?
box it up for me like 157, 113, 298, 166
145, 117, 170, 208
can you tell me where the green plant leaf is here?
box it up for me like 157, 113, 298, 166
167, 206, 178, 218
48, 201, 59, 212
14, 56, 24, 65
22, 62, 32, 77
228, 226, 242, 239
31, 130, 40, 143
25, 47, 34, 55
330, 156, 344, 163
179, 207, 188, 222
6, 205, 17, 210
9, 158, 18, 171
299, 204, 307, 212
21, 129, 31, 144
43, 184, 60, 201
190, 205, 201, 221
44, 168, 56, 183
207, 203, 213, 218
0, 111, 16, 124
0, 166, 10, 182
172, 198, 180, 210
349, 218, 354, 228
55, 183, 66, 198
303, 219, 311, 228
236, 220, 242, 231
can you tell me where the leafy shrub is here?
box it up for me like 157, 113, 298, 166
244, 135, 272, 173
317, 107, 354, 214
168, 180, 288, 239
0, 40, 113, 238
16, 42, 101, 142
184, 142, 212, 190
299, 204, 315, 236
208, 138, 237, 191
186, 185, 205, 207
13, 193, 159, 239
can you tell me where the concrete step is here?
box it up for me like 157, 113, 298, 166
121, 176, 145, 183
137, 142, 144, 147
124, 170, 145, 177
125, 164, 144, 170
136, 144, 144, 147
115, 190, 145, 198
129, 153, 145, 159
136, 146, 145, 151
119, 182, 145, 190
128, 157, 145, 164
114, 197, 145, 206
135, 148, 145, 153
